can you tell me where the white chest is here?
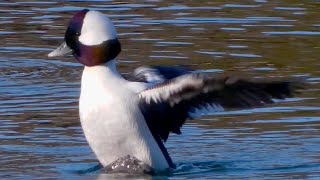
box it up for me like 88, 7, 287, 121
78, 64, 169, 170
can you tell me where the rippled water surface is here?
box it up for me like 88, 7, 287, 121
1, 0, 320, 179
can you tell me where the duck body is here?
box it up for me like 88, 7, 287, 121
79, 60, 169, 170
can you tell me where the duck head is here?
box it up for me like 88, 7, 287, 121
48, 9, 121, 66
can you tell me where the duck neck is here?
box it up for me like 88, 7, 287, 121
82, 59, 124, 83
103, 59, 121, 76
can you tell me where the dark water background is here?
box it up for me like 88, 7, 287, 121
0, 0, 320, 179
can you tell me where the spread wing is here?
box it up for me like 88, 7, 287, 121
138, 73, 303, 141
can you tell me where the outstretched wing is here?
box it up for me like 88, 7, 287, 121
138, 73, 303, 141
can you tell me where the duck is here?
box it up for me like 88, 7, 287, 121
48, 9, 302, 173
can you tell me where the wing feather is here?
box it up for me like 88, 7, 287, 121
138, 73, 303, 141
124, 65, 191, 84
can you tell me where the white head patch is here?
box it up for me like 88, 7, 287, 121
79, 11, 117, 46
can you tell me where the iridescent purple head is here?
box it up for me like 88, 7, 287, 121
48, 9, 121, 66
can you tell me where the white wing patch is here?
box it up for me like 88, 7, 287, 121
134, 66, 166, 84
138, 74, 225, 118
138, 75, 203, 105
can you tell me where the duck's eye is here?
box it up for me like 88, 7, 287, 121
75, 32, 80, 36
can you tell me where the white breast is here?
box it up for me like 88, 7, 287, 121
79, 62, 169, 170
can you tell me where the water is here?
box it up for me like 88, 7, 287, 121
1, 1, 320, 179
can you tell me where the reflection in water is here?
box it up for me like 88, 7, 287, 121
0, 0, 319, 179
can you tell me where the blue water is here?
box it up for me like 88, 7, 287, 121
0, 1, 320, 179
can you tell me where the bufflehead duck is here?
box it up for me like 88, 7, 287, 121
48, 9, 302, 173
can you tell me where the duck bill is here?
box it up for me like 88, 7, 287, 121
48, 41, 72, 57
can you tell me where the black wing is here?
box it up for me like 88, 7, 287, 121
138, 73, 303, 141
